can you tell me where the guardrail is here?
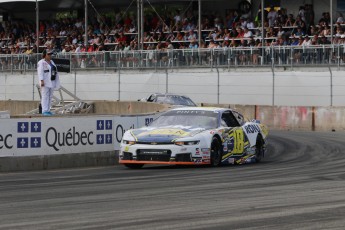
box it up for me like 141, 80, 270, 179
1, 45, 345, 72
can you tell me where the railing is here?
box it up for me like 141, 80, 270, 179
1, 45, 345, 72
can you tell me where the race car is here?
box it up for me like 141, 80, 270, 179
119, 107, 268, 169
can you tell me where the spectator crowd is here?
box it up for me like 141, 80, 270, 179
0, 4, 344, 56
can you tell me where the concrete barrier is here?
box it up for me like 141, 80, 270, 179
0, 100, 170, 116
203, 103, 345, 132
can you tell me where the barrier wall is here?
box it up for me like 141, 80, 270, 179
0, 100, 169, 116
1, 68, 345, 106
0, 113, 158, 172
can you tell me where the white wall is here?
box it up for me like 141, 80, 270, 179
1, 68, 345, 106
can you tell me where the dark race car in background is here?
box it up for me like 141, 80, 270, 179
119, 107, 268, 169
139, 93, 197, 107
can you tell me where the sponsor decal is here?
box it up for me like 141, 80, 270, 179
201, 148, 210, 155
193, 158, 203, 163
195, 148, 200, 155
244, 124, 261, 134
228, 158, 235, 164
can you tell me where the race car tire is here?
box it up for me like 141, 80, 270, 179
124, 164, 144, 169
255, 136, 264, 163
211, 137, 222, 166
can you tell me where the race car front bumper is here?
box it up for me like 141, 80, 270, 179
119, 143, 211, 165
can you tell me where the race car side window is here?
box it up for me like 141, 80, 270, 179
147, 94, 156, 102
233, 111, 245, 126
221, 111, 240, 127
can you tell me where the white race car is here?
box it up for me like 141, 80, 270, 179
119, 107, 268, 169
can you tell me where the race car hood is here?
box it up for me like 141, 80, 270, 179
130, 126, 204, 143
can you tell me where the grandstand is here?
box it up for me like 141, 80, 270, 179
1, 0, 345, 108
0, 0, 344, 71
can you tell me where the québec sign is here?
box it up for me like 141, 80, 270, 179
0, 115, 155, 157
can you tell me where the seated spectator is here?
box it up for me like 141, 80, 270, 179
188, 39, 198, 49
277, 26, 285, 37
174, 31, 185, 41
336, 13, 345, 24
156, 32, 165, 42
243, 27, 253, 38
290, 37, 300, 46
293, 16, 306, 31
208, 39, 218, 48
311, 34, 319, 45
143, 32, 152, 42
184, 20, 195, 31
208, 29, 218, 40
285, 14, 295, 27
319, 25, 331, 36
187, 29, 197, 41
335, 26, 344, 37
229, 38, 237, 47
61, 44, 71, 53
223, 29, 232, 40
302, 36, 311, 46
236, 27, 244, 38
117, 31, 127, 43
319, 12, 330, 26
246, 18, 255, 29
44, 36, 53, 47
293, 26, 305, 37
165, 40, 174, 50
309, 25, 319, 36
340, 35, 345, 44
266, 27, 276, 38
239, 17, 247, 29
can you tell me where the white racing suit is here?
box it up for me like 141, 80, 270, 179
37, 59, 61, 113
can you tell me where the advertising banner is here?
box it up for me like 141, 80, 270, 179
0, 114, 156, 157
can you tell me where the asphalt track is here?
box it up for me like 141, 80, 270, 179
1, 130, 345, 230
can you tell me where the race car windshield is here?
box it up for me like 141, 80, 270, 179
149, 110, 218, 129
155, 95, 197, 106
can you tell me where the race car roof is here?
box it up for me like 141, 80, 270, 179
171, 106, 231, 113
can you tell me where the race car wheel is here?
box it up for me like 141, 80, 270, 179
211, 137, 222, 166
124, 164, 144, 169
255, 136, 264, 163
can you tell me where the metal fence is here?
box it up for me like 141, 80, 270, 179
1, 45, 345, 73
